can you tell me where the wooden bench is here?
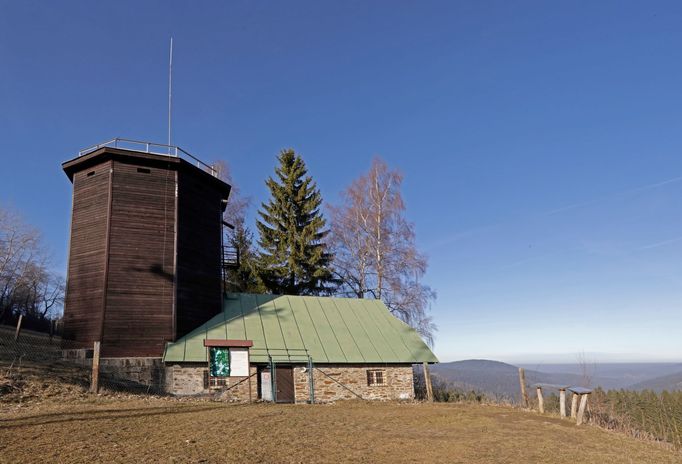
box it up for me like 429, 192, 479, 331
567, 387, 592, 425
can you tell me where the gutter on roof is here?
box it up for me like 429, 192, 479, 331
204, 339, 254, 348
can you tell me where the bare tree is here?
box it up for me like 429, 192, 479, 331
329, 158, 436, 344
213, 160, 249, 228
212, 161, 265, 293
0, 206, 64, 328
576, 351, 595, 388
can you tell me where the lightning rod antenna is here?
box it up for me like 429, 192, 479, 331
168, 37, 173, 150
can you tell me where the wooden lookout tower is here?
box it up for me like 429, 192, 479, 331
62, 139, 234, 357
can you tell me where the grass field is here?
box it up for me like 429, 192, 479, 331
1, 398, 680, 464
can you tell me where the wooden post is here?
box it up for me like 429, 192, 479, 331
571, 393, 579, 419
576, 394, 589, 425
308, 358, 315, 404
14, 314, 23, 341
248, 365, 253, 403
518, 368, 529, 408
423, 362, 434, 402
90, 341, 101, 393
559, 388, 566, 418
536, 386, 544, 413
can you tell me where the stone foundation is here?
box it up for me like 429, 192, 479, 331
62, 348, 93, 360
98, 357, 166, 392
62, 350, 166, 392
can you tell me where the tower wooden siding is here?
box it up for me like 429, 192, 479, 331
62, 147, 231, 358
176, 170, 224, 337
62, 160, 112, 345
102, 159, 177, 357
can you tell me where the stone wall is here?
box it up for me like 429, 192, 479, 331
63, 351, 415, 402
99, 357, 166, 392
166, 363, 414, 402
165, 363, 258, 400
61, 351, 166, 393
294, 364, 414, 403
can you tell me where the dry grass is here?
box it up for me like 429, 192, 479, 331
2, 330, 678, 462
0, 399, 680, 464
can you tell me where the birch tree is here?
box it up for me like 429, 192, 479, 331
330, 158, 436, 345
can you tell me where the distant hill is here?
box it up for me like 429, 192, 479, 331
629, 371, 682, 392
518, 362, 682, 388
430, 359, 591, 400
430, 359, 630, 399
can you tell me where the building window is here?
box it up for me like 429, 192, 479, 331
209, 347, 230, 380
367, 369, 385, 386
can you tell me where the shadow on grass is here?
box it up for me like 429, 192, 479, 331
0, 404, 232, 429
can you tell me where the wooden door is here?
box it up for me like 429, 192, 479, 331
275, 366, 295, 403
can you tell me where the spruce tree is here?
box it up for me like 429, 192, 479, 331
225, 224, 265, 294
257, 149, 335, 295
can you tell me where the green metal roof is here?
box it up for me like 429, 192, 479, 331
163, 293, 438, 364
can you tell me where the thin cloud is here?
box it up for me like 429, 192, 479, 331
546, 175, 682, 216
428, 173, 682, 251
638, 236, 682, 251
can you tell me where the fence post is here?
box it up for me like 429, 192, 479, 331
90, 341, 101, 393
270, 357, 276, 403
423, 362, 434, 402
536, 386, 544, 413
308, 357, 315, 404
559, 388, 567, 418
14, 315, 23, 341
518, 368, 529, 408
248, 366, 253, 403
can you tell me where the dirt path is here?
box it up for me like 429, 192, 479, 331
0, 399, 679, 463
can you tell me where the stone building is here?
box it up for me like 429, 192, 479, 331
163, 293, 438, 402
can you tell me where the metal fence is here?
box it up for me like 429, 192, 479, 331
76, 138, 218, 177
0, 325, 89, 402
0, 326, 167, 401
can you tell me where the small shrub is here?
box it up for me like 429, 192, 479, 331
414, 369, 486, 403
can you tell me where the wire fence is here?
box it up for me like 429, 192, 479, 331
0, 325, 370, 403
0, 325, 89, 402
0, 325, 170, 401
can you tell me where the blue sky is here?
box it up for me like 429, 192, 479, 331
1, 1, 681, 363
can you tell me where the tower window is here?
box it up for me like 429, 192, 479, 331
137, 168, 151, 174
